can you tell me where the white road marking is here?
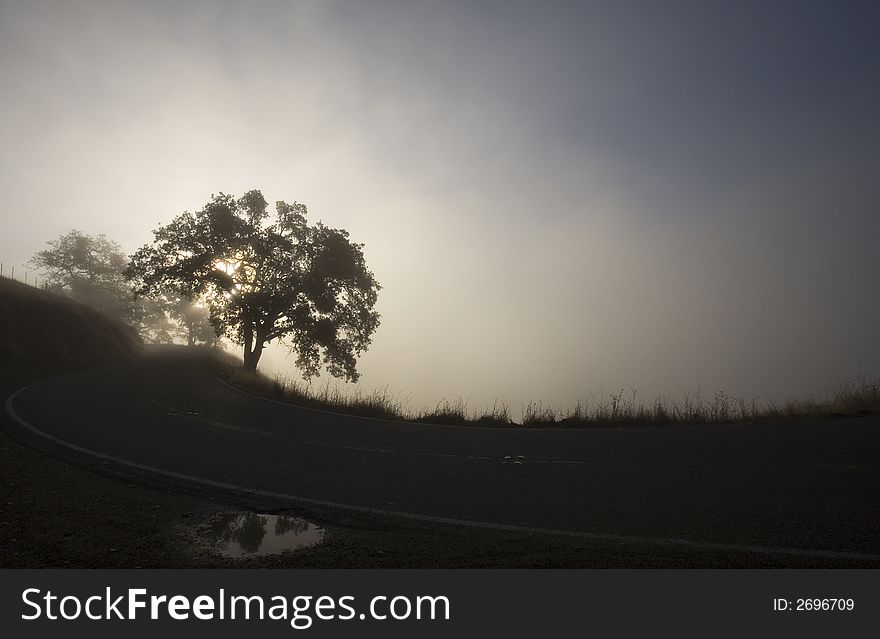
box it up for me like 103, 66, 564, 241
6, 379, 880, 562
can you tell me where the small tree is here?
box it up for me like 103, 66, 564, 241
136, 294, 216, 346
127, 190, 381, 378
30, 230, 137, 324
166, 297, 218, 347
137, 296, 179, 344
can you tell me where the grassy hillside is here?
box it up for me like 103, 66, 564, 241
0, 276, 142, 379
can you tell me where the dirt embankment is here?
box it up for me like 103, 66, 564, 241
0, 276, 141, 380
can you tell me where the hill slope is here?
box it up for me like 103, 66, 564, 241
0, 276, 141, 379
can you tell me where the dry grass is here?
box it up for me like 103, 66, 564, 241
6, 269, 874, 430
415, 398, 470, 425
521, 401, 557, 427
213, 352, 879, 429
220, 367, 409, 421
215, 360, 515, 427
415, 398, 512, 426
527, 380, 880, 428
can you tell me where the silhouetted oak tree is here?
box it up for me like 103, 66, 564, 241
127, 190, 381, 377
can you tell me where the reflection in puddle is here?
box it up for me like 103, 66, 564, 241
207, 512, 325, 557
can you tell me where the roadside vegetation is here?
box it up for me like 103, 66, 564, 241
27, 230, 217, 346
213, 352, 879, 428
8, 217, 880, 427
522, 381, 880, 427
215, 356, 511, 426
3, 266, 876, 427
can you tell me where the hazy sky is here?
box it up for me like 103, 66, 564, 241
2, 0, 878, 413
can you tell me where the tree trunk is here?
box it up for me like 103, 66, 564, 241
187, 320, 195, 347
242, 319, 255, 370
243, 342, 264, 372
241, 320, 265, 372
242, 348, 260, 372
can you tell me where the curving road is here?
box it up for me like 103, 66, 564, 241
6, 347, 880, 561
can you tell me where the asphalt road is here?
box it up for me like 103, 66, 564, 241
6, 348, 880, 560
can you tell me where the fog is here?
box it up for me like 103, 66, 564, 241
2, 0, 878, 413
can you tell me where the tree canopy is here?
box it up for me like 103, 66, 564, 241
30, 230, 137, 325
30, 230, 216, 346
127, 190, 381, 377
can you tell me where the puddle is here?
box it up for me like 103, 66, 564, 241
205, 512, 325, 557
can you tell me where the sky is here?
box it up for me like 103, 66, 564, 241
1, 0, 878, 414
